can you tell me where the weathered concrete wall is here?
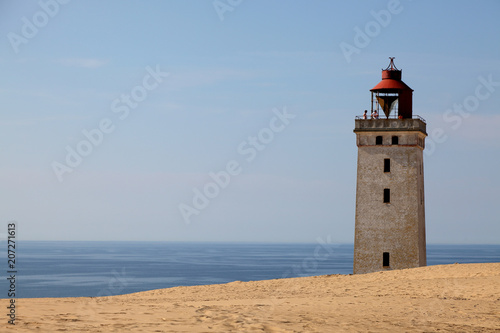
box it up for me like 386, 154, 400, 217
353, 120, 426, 274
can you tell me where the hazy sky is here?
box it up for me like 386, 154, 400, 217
1, 0, 499, 243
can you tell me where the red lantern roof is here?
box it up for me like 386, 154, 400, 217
370, 79, 412, 92
370, 58, 413, 92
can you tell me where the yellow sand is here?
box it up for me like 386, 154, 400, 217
2, 263, 499, 332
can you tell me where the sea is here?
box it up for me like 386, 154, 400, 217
1, 242, 499, 299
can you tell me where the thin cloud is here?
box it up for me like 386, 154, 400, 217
167, 67, 258, 89
58, 58, 109, 69
428, 113, 500, 147
454, 114, 500, 143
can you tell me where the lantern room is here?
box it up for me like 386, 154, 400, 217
370, 57, 413, 119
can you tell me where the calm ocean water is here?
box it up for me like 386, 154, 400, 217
1, 242, 499, 298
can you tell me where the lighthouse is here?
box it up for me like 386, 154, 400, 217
353, 58, 427, 274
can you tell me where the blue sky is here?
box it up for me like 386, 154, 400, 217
0, 0, 499, 243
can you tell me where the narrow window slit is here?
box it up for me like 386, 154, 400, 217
383, 188, 390, 203
383, 252, 390, 267
384, 159, 390, 173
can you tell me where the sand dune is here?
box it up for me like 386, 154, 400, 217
2, 263, 499, 332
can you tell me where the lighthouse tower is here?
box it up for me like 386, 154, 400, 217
353, 58, 427, 274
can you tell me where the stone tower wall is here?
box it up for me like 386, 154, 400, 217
353, 119, 426, 274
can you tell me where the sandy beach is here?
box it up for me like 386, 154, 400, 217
3, 263, 499, 332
